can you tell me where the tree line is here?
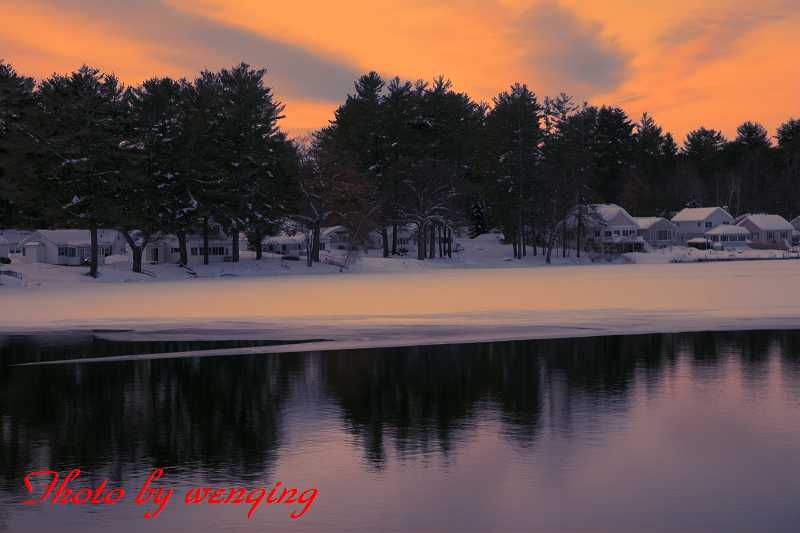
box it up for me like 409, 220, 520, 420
1, 60, 799, 274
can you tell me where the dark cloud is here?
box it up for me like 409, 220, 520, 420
514, 1, 631, 97
30, 0, 362, 102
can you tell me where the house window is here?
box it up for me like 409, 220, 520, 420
767, 231, 775, 241
58, 247, 76, 257
604, 231, 612, 238
705, 221, 712, 228
697, 222, 702, 227
171, 248, 180, 254
594, 230, 600, 238
191, 247, 199, 256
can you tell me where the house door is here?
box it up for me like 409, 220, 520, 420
150, 247, 160, 263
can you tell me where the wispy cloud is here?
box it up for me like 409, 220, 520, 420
658, 0, 800, 65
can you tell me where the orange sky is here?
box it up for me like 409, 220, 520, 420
3, 0, 799, 141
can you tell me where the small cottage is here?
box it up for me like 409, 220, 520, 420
262, 232, 309, 257
0, 229, 33, 255
705, 224, 750, 249
566, 204, 644, 253
671, 207, 734, 242
141, 232, 234, 264
737, 214, 794, 249
634, 217, 678, 248
20, 229, 127, 265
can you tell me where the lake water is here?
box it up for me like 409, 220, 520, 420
1, 330, 800, 532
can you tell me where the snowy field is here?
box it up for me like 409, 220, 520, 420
3, 233, 800, 362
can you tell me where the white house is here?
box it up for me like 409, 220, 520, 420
634, 217, 678, 248
737, 214, 794, 249
140, 232, 234, 264
566, 204, 644, 253
20, 229, 127, 265
705, 224, 750, 249
671, 207, 734, 242
262, 232, 309, 257
0, 229, 33, 256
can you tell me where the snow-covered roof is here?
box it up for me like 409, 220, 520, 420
154, 233, 229, 245
634, 217, 675, 230
320, 225, 346, 238
0, 229, 33, 244
705, 225, 750, 236
24, 229, 121, 246
0, 236, 8, 245
593, 204, 631, 223
672, 207, 732, 222
264, 233, 306, 245
738, 214, 794, 231
687, 237, 710, 243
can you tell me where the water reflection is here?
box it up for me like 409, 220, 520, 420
1, 330, 800, 532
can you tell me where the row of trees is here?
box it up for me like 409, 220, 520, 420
307, 73, 800, 262
2, 60, 800, 272
0, 61, 293, 276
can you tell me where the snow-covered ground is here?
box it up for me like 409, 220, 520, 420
2, 232, 800, 362
0, 233, 603, 288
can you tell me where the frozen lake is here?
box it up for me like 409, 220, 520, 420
4, 261, 800, 353
2, 330, 800, 532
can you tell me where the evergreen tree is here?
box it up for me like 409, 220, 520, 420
484, 84, 543, 259
216, 63, 286, 262
727, 121, 773, 215
590, 106, 634, 203
775, 119, 800, 217
0, 61, 45, 227
181, 69, 230, 265
121, 76, 190, 272
38, 66, 126, 277
682, 127, 726, 206
621, 113, 678, 215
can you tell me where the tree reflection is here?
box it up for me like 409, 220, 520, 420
1, 330, 797, 492
0, 336, 304, 492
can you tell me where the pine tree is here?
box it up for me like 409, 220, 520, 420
216, 63, 286, 262
0, 61, 46, 227
38, 66, 126, 277
484, 84, 543, 258
121, 76, 189, 272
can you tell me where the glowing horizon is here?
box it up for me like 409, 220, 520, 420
3, 0, 799, 141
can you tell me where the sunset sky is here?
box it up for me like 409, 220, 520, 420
3, 0, 799, 141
